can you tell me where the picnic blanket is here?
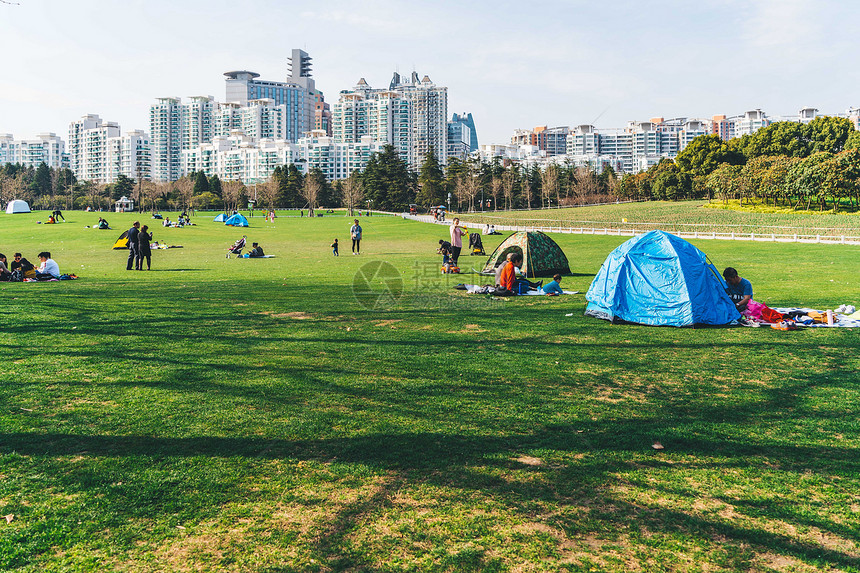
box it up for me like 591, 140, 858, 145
773, 308, 860, 328
461, 284, 578, 295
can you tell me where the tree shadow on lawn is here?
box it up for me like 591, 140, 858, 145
4, 286, 860, 567
2, 408, 859, 569
4, 366, 860, 569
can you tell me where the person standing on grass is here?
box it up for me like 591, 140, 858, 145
126, 221, 140, 271
137, 224, 153, 270
350, 219, 362, 254
723, 267, 752, 311
449, 218, 468, 266
331, 238, 339, 256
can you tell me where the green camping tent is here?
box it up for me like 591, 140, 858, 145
481, 231, 571, 278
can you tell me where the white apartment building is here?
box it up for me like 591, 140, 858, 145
332, 71, 448, 169
180, 131, 384, 184
563, 118, 713, 173
0, 133, 66, 169
734, 109, 771, 137
151, 93, 313, 182
68, 115, 151, 183
107, 130, 151, 183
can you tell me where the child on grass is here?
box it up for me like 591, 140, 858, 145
331, 238, 339, 256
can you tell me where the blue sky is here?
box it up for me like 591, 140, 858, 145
1, 0, 858, 145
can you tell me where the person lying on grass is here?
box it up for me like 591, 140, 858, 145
542, 274, 563, 295
723, 267, 752, 312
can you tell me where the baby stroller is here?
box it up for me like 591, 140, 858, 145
227, 236, 246, 258
469, 233, 486, 256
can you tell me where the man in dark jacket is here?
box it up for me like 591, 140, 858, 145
126, 221, 140, 270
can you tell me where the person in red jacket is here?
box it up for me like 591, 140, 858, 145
498, 252, 522, 294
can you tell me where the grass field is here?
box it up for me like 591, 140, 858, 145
461, 201, 860, 238
2, 209, 859, 572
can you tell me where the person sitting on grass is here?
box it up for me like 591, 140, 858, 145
497, 253, 522, 295
35, 251, 60, 281
542, 274, 564, 295
11, 253, 34, 277
0, 254, 11, 281
248, 242, 265, 257
723, 267, 752, 312
98, 217, 110, 229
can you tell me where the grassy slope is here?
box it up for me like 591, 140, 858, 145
1, 210, 859, 572
461, 201, 860, 236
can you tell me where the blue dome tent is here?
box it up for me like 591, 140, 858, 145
213, 213, 228, 222
224, 213, 249, 227
585, 230, 740, 327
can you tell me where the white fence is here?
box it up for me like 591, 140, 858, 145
401, 214, 860, 246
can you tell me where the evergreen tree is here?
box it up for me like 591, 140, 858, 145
193, 170, 210, 195
360, 145, 415, 211
277, 164, 304, 207
416, 151, 445, 206
30, 162, 52, 200
112, 174, 135, 200
209, 174, 223, 198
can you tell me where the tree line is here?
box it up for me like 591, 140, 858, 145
8, 117, 855, 215
0, 145, 624, 214
617, 116, 860, 210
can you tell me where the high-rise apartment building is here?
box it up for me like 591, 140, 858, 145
149, 98, 182, 182
565, 118, 712, 173
180, 131, 384, 184
67, 115, 150, 183
332, 71, 448, 169
151, 50, 322, 182
0, 133, 66, 169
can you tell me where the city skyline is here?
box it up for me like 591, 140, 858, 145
2, 0, 860, 144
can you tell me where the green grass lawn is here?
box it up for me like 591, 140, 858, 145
2, 209, 859, 572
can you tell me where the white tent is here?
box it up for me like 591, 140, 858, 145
5, 200, 30, 214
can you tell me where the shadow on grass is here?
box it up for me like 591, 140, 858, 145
2, 418, 859, 569
3, 282, 860, 570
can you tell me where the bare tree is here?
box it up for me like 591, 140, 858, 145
340, 173, 364, 216
462, 171, 481, 212
540, 164, 559, 208
301, 174, 321, 217
521, 169, 533, 209
174, 176, 194, 211
256, 178, 280, 211
571, 166, 600, 204
490, 176, 502, 211
138, 180, 164, 213
502, 168, 515, 211
604, 170, 621, 198
0, 172, 12, 205
221, 180, 244, 213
